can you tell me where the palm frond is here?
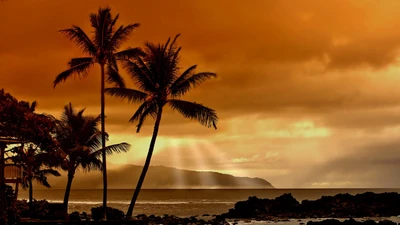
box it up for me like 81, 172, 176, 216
170, 65, 197, 89
90, 7, 112, 48
114, 47, 144, 60
39, 169, 61, 177
136, 102, 159, 133
110, 13, 119, 30
171, 72, 216, 97
92, 142, 130, 157
59, 26, 97, 55
128, 100, 150, 123
106, 63, 126, 88
68, 57, 94, 67
80, 157, 102, 172
34, 175, 51, 188
54, 60, 94, 87
123, 59, 156, 93
168, 99, 218, 129
108, 23, 140, 51
168, 34, 181, 53
105, 87, 148, 103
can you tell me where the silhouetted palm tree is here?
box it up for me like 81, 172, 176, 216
53, 7, 141, 216
105, 34, 218, 217
55, 103, 130, 210
11, 144, 60, 210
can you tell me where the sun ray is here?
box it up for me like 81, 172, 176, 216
169, 138, 185, 188
188, 140, 217, 188
201, 140, 252, 184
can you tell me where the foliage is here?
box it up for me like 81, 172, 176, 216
54, 7, 141, 217
53, 103, 130, 208
91, 206, 125, 221
105, 34, 218, 132
105, 35, 218, 217
69, 211, 81, 221
54, 6, 142, 89
54, 103, 130, 173
3, 185, 19, 225
0, 89, 57, 147
0, 90, 59, 211
10, 145, 61, 189
16, 199, 50, 219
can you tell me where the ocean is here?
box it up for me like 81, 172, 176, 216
18, 188, 400, 217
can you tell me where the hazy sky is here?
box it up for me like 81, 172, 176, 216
1, 0, 400, 188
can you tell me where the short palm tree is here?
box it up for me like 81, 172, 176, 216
11, 144, 61, 210
54, 103, 130, 210
105, 34, 218, 217
53, 7, 141, 215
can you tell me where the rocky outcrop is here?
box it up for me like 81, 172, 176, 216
307, 219, 398, 225
221, 192, 400, 219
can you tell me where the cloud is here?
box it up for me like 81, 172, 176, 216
3, 0, 400, 187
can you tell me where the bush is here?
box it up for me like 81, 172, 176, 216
2, 185, 20, 225
69, 211, 80, 221
90, 206, 125, 221
16, 199, 50, 219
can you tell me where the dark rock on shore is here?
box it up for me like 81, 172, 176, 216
307, 219, 398, 225
221, 192, 400, 219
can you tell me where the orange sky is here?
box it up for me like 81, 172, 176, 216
2, 0, 400, 188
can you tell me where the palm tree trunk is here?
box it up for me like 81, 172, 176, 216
63, 171, 74, 216
126, 107, 163, 218
28, 178, 33, 211
100, 63, 108, 220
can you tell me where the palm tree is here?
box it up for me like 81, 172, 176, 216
54, 103, 130, 210
11, 144, 61, 210
105, 34, 218, 217
53, 7, 141, 216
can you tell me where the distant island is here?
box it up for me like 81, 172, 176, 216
42, 165, 274, 189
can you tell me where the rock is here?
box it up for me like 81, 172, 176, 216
378, 220, 396, 225
221, 192, 400, 219
363, 220, 377, 225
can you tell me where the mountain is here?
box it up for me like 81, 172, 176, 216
44, 165, 274, 189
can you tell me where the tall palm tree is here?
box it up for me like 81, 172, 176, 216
55, 103, 130, 210
105, 34, 218, 217
10, 144, 61, 210
53, 7, 141, 216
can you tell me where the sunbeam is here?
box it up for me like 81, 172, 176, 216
201, 140, 252, 179
188, 140, 217, 188
169, 138, 185, 188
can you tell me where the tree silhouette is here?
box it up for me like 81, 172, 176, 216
10, 144, 60, 210
106, 34, 218, 217
53, 7, 141, 218
54, 103, 130, 211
